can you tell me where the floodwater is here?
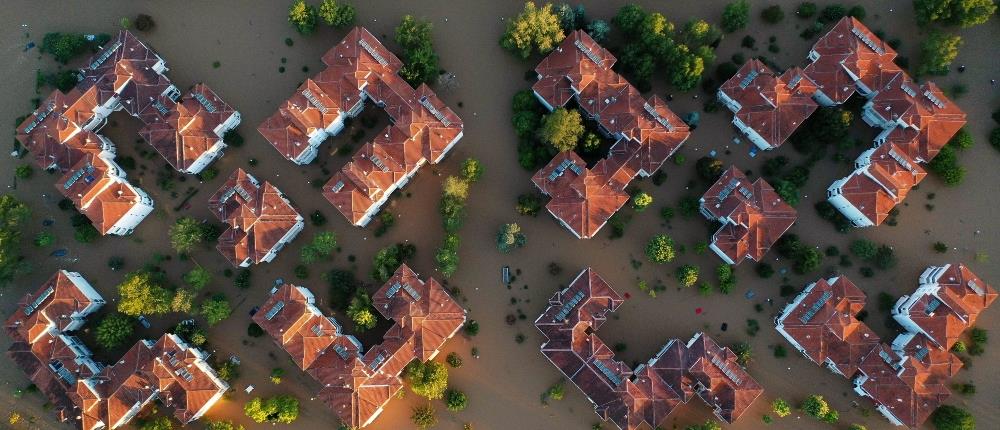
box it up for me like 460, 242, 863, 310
1, 1, 998, 429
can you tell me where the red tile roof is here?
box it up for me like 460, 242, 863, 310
5, 272, 227, 429
257, 27, 463, 227
535, 269, 762, 429
718, 59, 818, 148
776, 268, 994, 428
207, 168, 303, 266
804, 17, 897, 105
253, 264, 466, 428
700, 166, 797, 264
15, 30, 238, 235
530, 31, 690, 238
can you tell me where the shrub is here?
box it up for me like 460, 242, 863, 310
244, 395, 299, 424
14, 165, 33, 179
404, 360, 449, 399
411, 405, 437, 430
796, 2, 818, 18
761, 5, 785, 24
850, 239, 878, 260
721, 0, 750, 33
631, 191, 653, 211
444, 389, 468, 411
134, 14, 155, 32
930, 405, 974, 430
516, 192, 544, 216
772, 398, 791, 417
446, 352, 463, 368
645, 235, 676, 263
96, 313, 134, 349
676, 265, 700, 288
288, 0, 318, 35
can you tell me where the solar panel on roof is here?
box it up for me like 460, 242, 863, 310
710, 355, 743, 385
333, 344, 350, 359
739, 70, 759, 89
643, 102, 674, 131
900, 84, 917, 98
301, 88, 330, 114
358, 38, 388, 66
924, 298, 942, 315
89, 40, 123, 70
311, 324, 324, 336
592, 360, 623, 386
922, 90, 946, 109
21, 102, 55, 134
370, 353, 385, 370
738, 187, 754, 200
386, 282, 402, 298
264, 301, 285, 320
370, 154, 389, 172
717, 178, 741, 201
913, 346, 929, 361
787, 74, 803, 89
23, 286, 55, 316
64, 163, 96, 190
418, 95, 452, 127
967, 280, 985, 296
568, 162, 584, 175
330, 181, 345, 193
799, 290, 833, 324
152, 99, 170, 115
851, 27, 885, 55
554, 291, 586, 321
192, 92, 218, 113
403, 283, 421, 301
573, 39, 604, 67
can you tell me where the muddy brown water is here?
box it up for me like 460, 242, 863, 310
1, 1, 998, 429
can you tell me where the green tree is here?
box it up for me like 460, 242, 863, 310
404, 360, 449, 399
512, 110, 541, 138
411, 405, 437, 430
347, 291, 377, 331
117, 271, 171, 316
773, 180, 800, 206
850, 239, 878, 259
668, 45, 705, 91
169, 217, 209, 254
646, 235, 676, 263
244, 395, 299, 424
797, 2, 818, 18
205, 420, 245, 430
586, 19, 611, 43
318, 0, 355, 28
538, 108, 584, 152
171, 288, 195, 313
443, 176, 470, 200
914, 0, 996, 27
301, 231, 338, 264
931, 405, 974, 430
684, 419, 723, 430
96, 313, 134, 349
0, 194, 30, 289
395, 16, 440, 85
461, 158, 484, 183
631, 191, 653, 212
201, 295, 232, 326
676, 264, 700, 287
762, 5, 786, 24
949, 127, 973, 150
696, 156, 724, 182
138, 416, 173, 430
496, 223, 527, 253
288, 0, 318, 35
848, 425, 867, 430
14, 165, 33, 179
183, 266, 212, 290
928, 144, 965, 185
721, 0, 750, 33
371, 243, 416, 282
772, 398, 791, 418
435, 234, 461, 278
500, 1, 566, 59
33, 231, 55, 247
801, 395, 838, 422
918, 31, 962, 76
445, 388, 468, 411
39, 32, 89, 64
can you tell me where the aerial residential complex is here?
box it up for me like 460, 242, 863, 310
719, 17, 966, 227
529, 30, 691, 238
775, 264, 996, 427
535, 268, 763, 430
5, 271, 228, 429
259, 27, 464, 227
15, 30, 240, 235
207, 168, 304, 267
253, 264, 466, 428
698, 166, 797, 264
